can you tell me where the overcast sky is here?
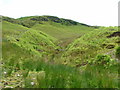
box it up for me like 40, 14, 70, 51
1, 0, 119, 26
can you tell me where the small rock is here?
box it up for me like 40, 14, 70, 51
4, 82, 8, 85
106, 45, 115, 49
4, 72, 7, 74
31, 82, 35, 85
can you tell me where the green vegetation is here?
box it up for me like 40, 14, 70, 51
1, 16, 119, 88
116, 46, 120, 60
61, 27, 119, 66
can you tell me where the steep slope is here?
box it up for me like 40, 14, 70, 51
31, 22, 94, 46
2, 21, 28, 38
9, 29, 58, 56
2, 21, 58, 58
17, 16, 95, 46
61, 27, 119, 66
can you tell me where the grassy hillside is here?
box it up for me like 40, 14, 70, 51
3, 16, 95, 47
2, 20, 58, 61
2, 21, 28, 38
1, 16, 119, 88
10, 29, 58, 56
61, 27, 119, 66
31, 22, 94, 46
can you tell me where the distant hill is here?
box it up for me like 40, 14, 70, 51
2, 16, 95, 46
2, 15, 93, 27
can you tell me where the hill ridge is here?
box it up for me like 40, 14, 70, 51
2, 15, 93, 28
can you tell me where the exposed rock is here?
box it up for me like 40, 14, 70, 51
107, 32, 120, 38
116, 40, 120, 43
16, 39, 19, 41
37, 49, 44, 52
76, 62, 88, 67
106, 44, 115, 49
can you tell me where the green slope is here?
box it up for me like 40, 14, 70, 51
2, 21, 28, 38
61, 27, 119, 66
16, 16, 95, 46
2, 21, 58, 57
9, 29, 58, 56
3, 16, 95, 46
31, 22, 94, 46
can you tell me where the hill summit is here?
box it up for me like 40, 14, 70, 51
2, 15, 91, 28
